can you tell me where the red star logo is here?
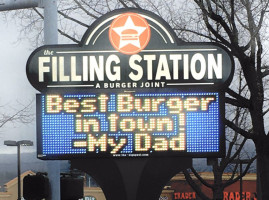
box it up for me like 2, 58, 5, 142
109, 12, 151, 55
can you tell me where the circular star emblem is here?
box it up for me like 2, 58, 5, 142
109, 12, 151, 55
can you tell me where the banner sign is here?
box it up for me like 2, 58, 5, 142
36, 91, 224, 159
26, 8, 234, 159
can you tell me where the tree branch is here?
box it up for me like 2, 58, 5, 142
263, 106, 269, 116
226, 88, 251, 108
225, 97, 248, 108
262, 68, 269, 78
225, 119, 254, 139
194, 0, 234, 47
57, 29, 80, 43
190, 167, 214, 189
33, 8, 80, 44
183, 169, 211, 200
118, 0, 129, 8
74, 0, 98, 19
173, 27, 220, 42
227, 138, 247, 165
198, 5, 231, 47
0, 100, 34, 128
129, 0, 142, 9
224, 155, 257, 187
58, 10, 89, 28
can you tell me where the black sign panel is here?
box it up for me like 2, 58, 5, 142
26, 9, 234, 92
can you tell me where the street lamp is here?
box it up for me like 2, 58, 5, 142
4, 140, 33, 200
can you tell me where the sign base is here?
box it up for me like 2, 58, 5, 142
71, 157, 192, 200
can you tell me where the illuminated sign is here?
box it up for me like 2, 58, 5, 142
26, 8, 233, 160
223, 192, 254, 200
36, 91, 224, 159
174, 192, 196, 200
26, 9, 234, 92
174, 192, 256, 200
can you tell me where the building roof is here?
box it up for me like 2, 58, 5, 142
4, 170, 35, 189
171, 172, 256, 181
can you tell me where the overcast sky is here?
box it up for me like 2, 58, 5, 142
0, 16, 37, 154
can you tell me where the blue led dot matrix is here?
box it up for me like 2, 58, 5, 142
37, 92, 222, 159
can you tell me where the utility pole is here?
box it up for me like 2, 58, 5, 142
42, 1, 60, 199
43, 0, 58, 44
0, 1, 60, 200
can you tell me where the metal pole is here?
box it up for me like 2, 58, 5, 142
43, 1, 60, 200
44, 0, 58, 44
17, 144, 21, 200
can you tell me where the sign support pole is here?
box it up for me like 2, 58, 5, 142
42, 1, 60, 200
71, 157, 192, 200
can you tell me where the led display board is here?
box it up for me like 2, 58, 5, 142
36, 91, 224, 159
26, 8, 234, 159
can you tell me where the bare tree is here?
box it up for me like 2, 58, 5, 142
183, 67, 256, 200
185, 1, 269, 199
0, 100, 34, 131
166, 1, 269, 199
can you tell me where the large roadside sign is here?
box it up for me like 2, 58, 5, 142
27, 8, 234, 159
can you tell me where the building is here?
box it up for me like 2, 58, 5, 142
0, 171, 257, 200
169, 172, 257, 200
0, 171, 35, 200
